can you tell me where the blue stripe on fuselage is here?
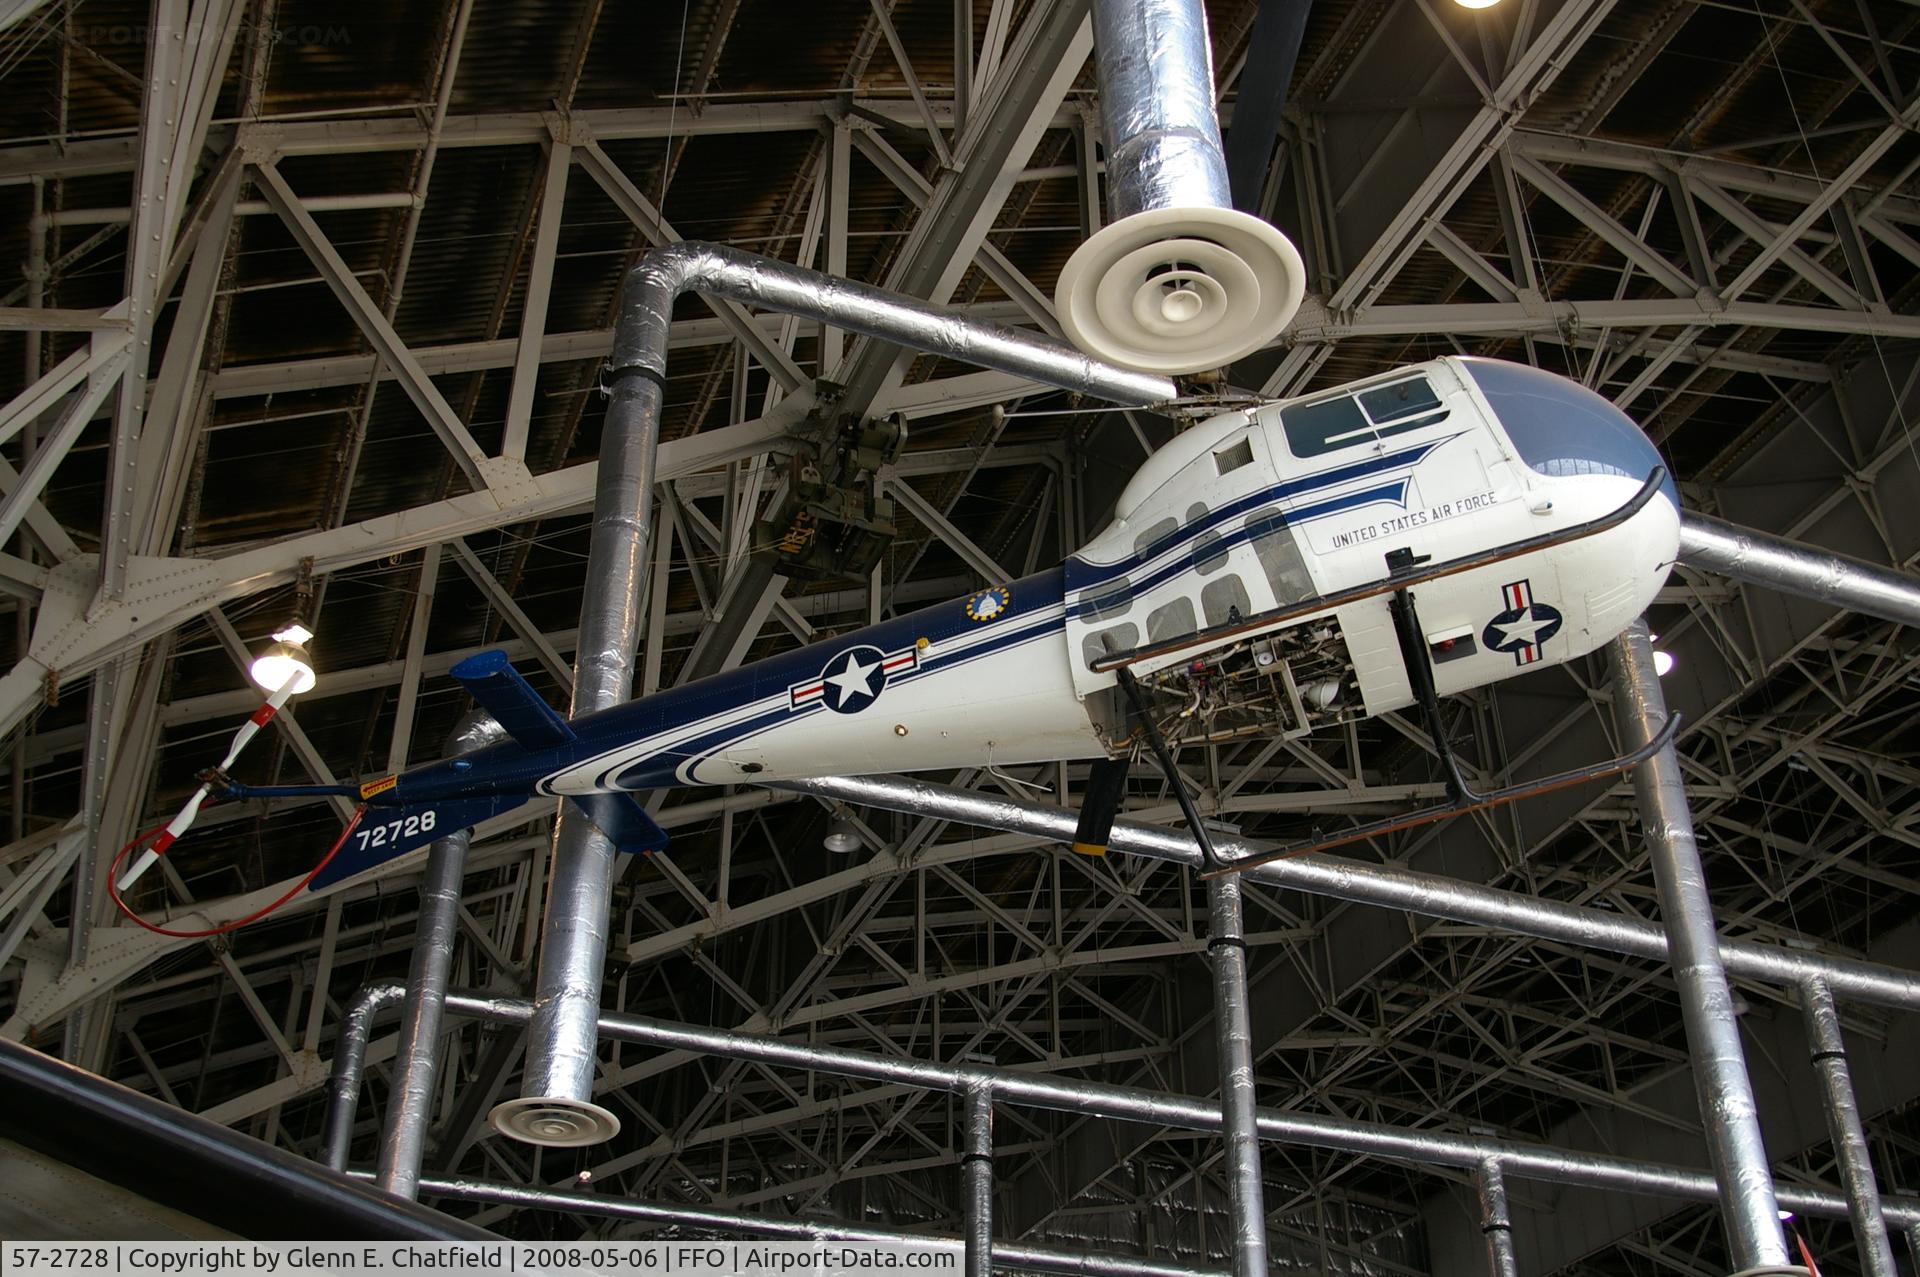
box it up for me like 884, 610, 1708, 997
386, 567, 1070, 805
1065, 437, 1453, 595
1064, 480, 1409, 620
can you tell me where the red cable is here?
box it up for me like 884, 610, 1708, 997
105, 805, 367, 939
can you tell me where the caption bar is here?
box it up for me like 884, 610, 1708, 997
0, 1244, 958, 1277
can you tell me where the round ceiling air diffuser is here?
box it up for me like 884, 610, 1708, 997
1056, 206, 1306, 376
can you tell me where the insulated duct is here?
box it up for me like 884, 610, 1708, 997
505, 242, 1177, 1148
1206, 876, 1268, 1277
376, 712, 505, 1198
1678, 512, 1920, 628
410, 1176, 1220, 1277
325, 986, 1920, 1231
1611, 619, 1792, 1272
1056, 0, 1305, 372
771, 775, 1920, 1011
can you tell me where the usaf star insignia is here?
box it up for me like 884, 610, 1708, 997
964, 586, 1011, 623
1481, 579, 1563, 666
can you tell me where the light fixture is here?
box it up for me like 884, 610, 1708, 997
1653, 649, 1676, 678
822, 816, 861, 854
1452, 0, 1502, 10
1778, 1210, 1795, 1223
249, 621, 318, 694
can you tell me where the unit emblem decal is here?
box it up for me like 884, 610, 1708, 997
964, 586, 1011, 623
790, 643, 922, 714
1481, 580, 1563, 666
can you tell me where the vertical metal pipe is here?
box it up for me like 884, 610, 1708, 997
497, 241, 1172, 1146
502, 372, 663, 1146
1608, 618, 1791, 1271
1475, 1160, 1518, 1277
321, 983, 407, 1170
376, 712, 504, 1197
963, 1083, 994, 1277
1206, 874, 1268, 1277
1799, 978, 1897, 1277
1090, 0, 1234, 220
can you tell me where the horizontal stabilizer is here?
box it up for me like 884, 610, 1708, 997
570, 792, 670, 857
309, 793, 527, 891
450, 650, 575, 751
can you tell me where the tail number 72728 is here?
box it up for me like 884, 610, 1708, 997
356, 810, 437, 851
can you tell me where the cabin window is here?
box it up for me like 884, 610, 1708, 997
1192, 530, 1229, 576
1134, 517, 1180, 560
1246, 506, 1313, 603
1187, 502, 1209, 522
1281, 375, 1449, 458
1081, 579, 1134, 622
1201, 575, 1252, 629
1083, 623, 1138, 670
1147, 596, 1197, 644
1214, 436, 1255, 475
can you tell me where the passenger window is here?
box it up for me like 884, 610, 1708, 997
1083, 623, 1139, 669
1134, 517, 1180, 560
1192, 530, 1229, 576
1187, 503, 1208, 522
1201, 575, 1252, 628
1247, 508, 1313, 604
1081, 579, 1134, 622
1214, 436, 1254, 475
1147, 597, 1197, 644
1282, 376, 1448, 458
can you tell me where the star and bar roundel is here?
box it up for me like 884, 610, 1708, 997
789, 643, 922, 714
1481, 579, 1563, 666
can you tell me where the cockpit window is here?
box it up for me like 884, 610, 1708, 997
1359, 377, 1442, 424
1281, 376, 1449, 458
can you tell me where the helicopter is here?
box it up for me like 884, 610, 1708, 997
117, 353, 1679, 897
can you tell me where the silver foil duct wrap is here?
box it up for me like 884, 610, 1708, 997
375, 712, 508, 1198
769, 775, 1920, 1011
513, 239, 1172, 1142
318, 986, 1920, 1229
1678, 512, 1920, 628
1610, 619, 1792, 1271
1092, 0, 1234, 219
1800, 978, 1899, 1277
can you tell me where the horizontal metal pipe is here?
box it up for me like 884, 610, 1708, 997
0, 1035, 492, 1240
609, 241, 1176, 407
381, 990, 1920, 1230
1678, 512, 1920, 628
410, 1176, 1221, 1277
769, 774, 1920, 1011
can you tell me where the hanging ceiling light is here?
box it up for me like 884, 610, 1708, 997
249, 622, 318, 694
822, 816, 861, 854
1452, 0, 1502, 9
1653, 649, 1676, 677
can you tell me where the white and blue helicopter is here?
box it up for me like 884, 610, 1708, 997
124, 354, 1680, 894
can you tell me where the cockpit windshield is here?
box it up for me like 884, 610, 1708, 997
1461, 358, 1678, 506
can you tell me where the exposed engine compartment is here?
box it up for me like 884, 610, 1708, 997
1094, 618, 1363, 752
